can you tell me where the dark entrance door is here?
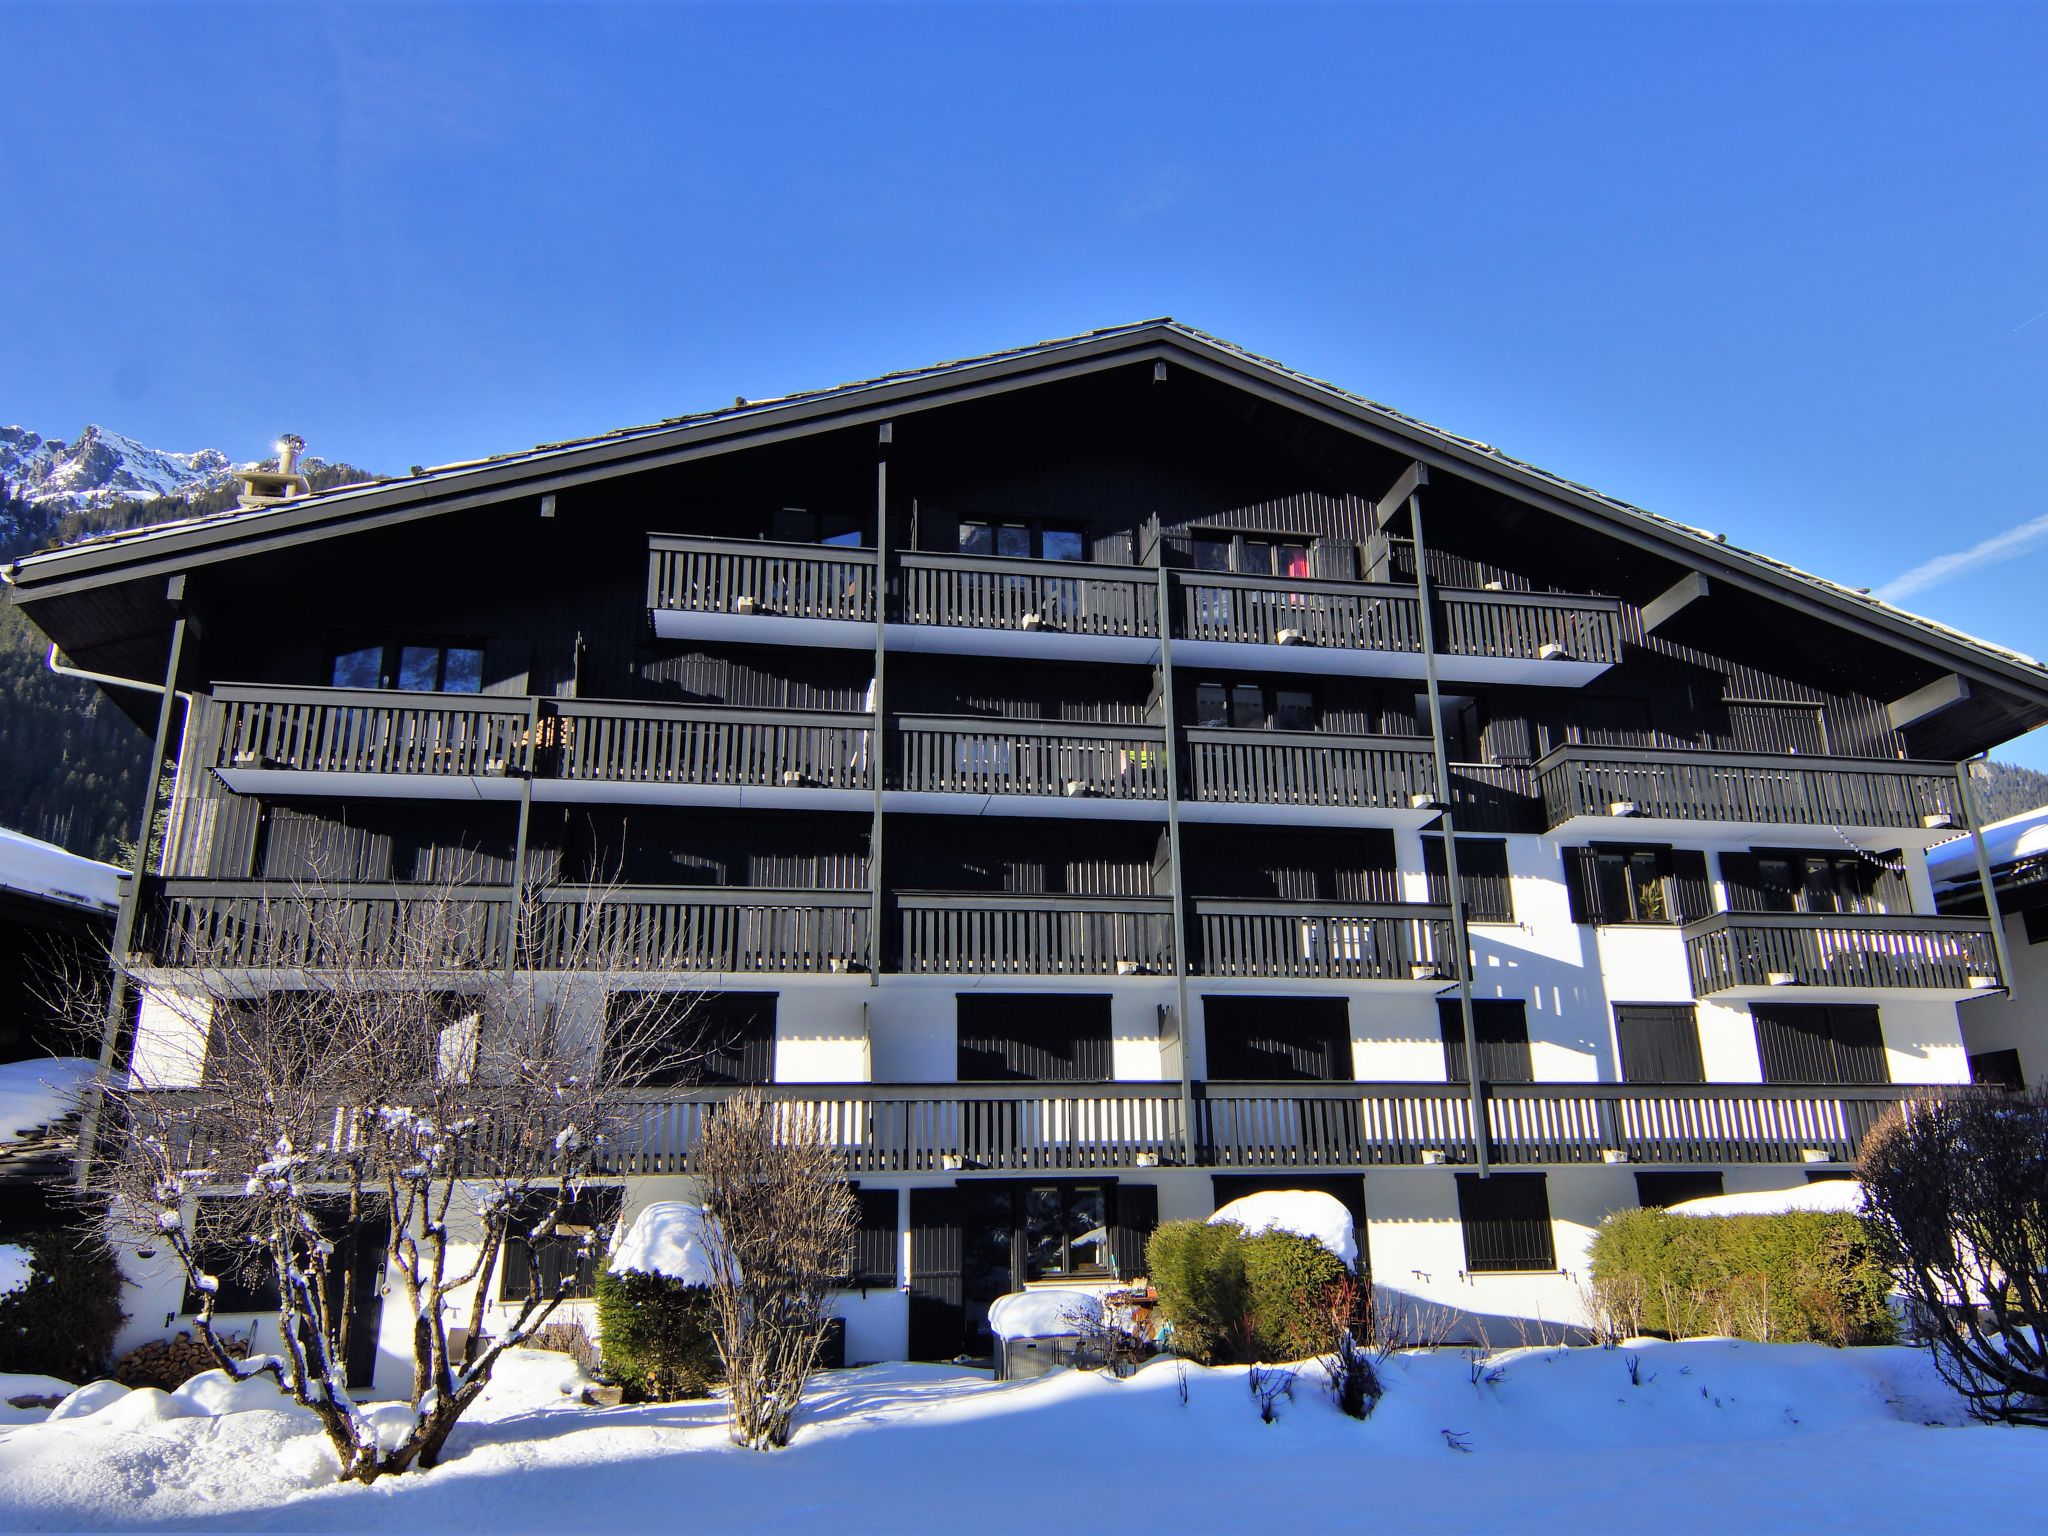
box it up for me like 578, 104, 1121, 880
907, 1188, 964, 1362
312, 1198, 390, 1390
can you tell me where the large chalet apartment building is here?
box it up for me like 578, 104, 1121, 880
9, 321, 2045, 1385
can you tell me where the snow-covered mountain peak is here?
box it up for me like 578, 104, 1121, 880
0, 423, 238, 507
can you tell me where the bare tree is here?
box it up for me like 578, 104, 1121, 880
1859, 1088, 2048, 1427
75, 872, 699, 1482
695, 1089, 856, 1449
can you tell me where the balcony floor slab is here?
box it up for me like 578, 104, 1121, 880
1549, 812, 1961, 853
1177, 800, 1437, 831
884, 623, 1160, 665
531, 781, 874, 813
650, 609, 875, 649
212, 767, 526, 802
1172, 639, 1610, 687
882, 790, 1168, 821
1702, 981, 2003, 1004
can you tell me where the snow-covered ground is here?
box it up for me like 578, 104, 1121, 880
0, 1341, 2039, 1534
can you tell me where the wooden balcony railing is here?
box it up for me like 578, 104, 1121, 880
897, 893, 1175, 976
1181, 728, 1433, 812
552, 700, 873, 791
1174, 572, 1423, 650
894, 716, 1168, 801
141, 882, 869, 974
1195, 1082, 1927, 1168
648, 534, 876, 622
1436, 589, 1624, 665
1683, 913, 2000, 996
898, 552, 1158, 639
1538, 744, 1962, 830
209, 686, 534, 779
1192, 900, 1456, 981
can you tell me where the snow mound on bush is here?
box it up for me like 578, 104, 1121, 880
1668, 1181, 1865, 1218
987, 1289, 1103, 1341
1207, 1190, 1357, 1267
172, 1365, 305, 1418
46, 1379, 132, 1421
0, 1243, 31, 1298
608, 1201, 719, 1286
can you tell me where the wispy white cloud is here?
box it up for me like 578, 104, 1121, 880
1115, 168, 1196, 226
1875, 510, 2048, 604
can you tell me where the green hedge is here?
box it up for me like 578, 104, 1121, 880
594, 1269, 721, 1401
0, 1227, 127, 1381
1147, 1220, 1350, 1364
1588, 1208, 1894, 1346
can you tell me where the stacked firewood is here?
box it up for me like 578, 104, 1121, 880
111, 1331, 249, 1391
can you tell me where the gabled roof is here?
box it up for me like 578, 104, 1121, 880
7, 318, 2047, 705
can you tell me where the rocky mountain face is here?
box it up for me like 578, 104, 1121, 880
0, 424, 236, 508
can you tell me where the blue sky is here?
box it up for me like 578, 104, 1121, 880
6, 2, 2046, 761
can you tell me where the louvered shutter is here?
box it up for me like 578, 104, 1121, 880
1107, 1185, 1159, 1281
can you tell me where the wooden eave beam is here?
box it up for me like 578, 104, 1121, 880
1372, 461, 1429, 532
1641, 571, 1711, 633
1888, 673, 1972, 731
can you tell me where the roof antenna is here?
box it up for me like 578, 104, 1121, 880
236, 433, 310, 509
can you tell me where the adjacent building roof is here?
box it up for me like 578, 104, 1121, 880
1928, 806, 2048, 893
0, 827, 122, 916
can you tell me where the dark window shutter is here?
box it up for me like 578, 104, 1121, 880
851, 1187, 899, 1289
1204, 995, 1351, 1081
1456, 1173, 1555, 1273
500, 1187, 622, 1301
185, 1199, 282, 1312
1634, 1170, 1724, 1208
1424, 836, 1514, 923
1614, 1004, 1705, 1084
1670, 850, 1713, 923
1754, 1005, 1890, 1086
609, 992, 775, 1087
1719, 852, 1765, 913
1828, 1006, 1888, 1085
958, 995, 1112, 1082
1438, 999, 1532, 1084
1108, 1184, 1159, 1280
1561, 847, 1602, 924
907, 1188, 965, 1361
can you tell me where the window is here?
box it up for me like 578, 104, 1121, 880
1613, 1004, 1705, 1083
607, 992, 775, 1088
183, 1199, 282, 1312
1421, 836, 1514, 924
1191, 682, 1312, 731
1438, 999, 1533, 1084
1274, 690, 1314, 731
1969, 1048, 2026, 1090
1754, 851, 1882, 915
2023, 907, 2048, 946
957, 518, 1086, 561
1189, 530, 1312, 576
957, 994, 1111, 1081
774, 507, 864, 547
1203, 996, 1351, 1081
1753, 1005, 1889, 1086
1562, 845, 1711, 926
1634, 1171, 1723, 1209
847, 1187, 900, 1289
331, 641, 485, 694
1456, 1173, 1556, 1273
1415, 693, 1484, 761
499, 1187, 623, 1301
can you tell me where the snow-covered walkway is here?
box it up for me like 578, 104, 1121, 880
0, 1341, 2040, 1533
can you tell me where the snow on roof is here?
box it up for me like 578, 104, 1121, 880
986, 1288, 1104, 1342
1208, 1189, 1359, 1268
1666, 1180, 1865, 1218
607, 1201, 719, 1287
0, 827, 122, 914
0, 1057, 95, 1143
1926, 806, 2048, 885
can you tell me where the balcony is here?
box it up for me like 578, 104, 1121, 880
1683, 913, 2001, 1001
648, 535, 877, 648
1169, 573, 1620, 686
141, 881, 870, 976
1194, 1081, 1925, 1168
891, 716, 1168, 818
897, 893, 1175, 976
1179, 728, 1436, 827
894, 552, 1159, 662
1538, 744, 1965, 849
202, 687, 873, 811
1191, 900, 1455, 982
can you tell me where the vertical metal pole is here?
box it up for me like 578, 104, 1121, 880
78, 574, 189, 1185
1956, 757, 2013, 993
867, 429, 891, 984
504, 695, 539, 975
1152, 529, 1199, 1167
1407, 489, 1488, 1176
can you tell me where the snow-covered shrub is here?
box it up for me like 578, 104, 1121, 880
594, 1270, 720, 1401
0, 1226, 125, 1382
1588, 1207, 1893, 1346
1859, 1088, 2048, 1426
1149, 1219, 1353, 1364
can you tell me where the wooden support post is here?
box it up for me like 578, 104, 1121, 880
78, 574, 189, 1185
1406, 477, 1489, 1176
1957, 757, 2014, 994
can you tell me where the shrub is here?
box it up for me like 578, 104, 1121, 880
0, 1227, 126, 1382
594, 1269, 721, 1402
1148, 1219, 1353, 1364
1859, 1088, 2048, 1425
1588, 1206, 1893, 1347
